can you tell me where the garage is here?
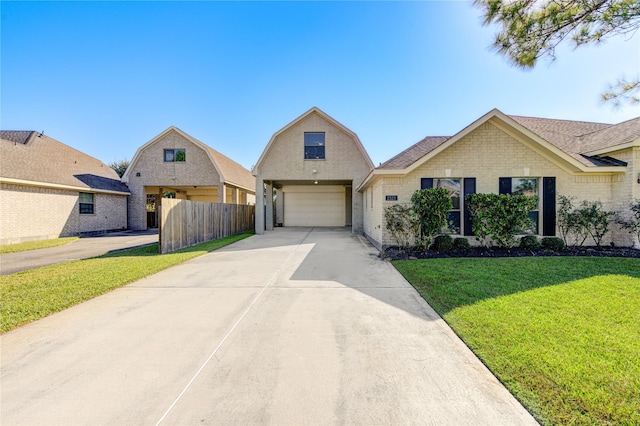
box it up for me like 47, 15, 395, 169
283, 185, 345, 227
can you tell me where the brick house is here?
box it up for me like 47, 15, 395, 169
123, 126, 256, 230
253, 107, 374, 234
0, 131, 130, 245
358, 109, 640, 249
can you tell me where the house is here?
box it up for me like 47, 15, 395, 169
123, 126, 256, 230
358, 109, 640, 250
0, 131, 130, 245
253, 107, 374, 233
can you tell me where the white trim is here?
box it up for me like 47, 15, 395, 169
0, 177, 130, 195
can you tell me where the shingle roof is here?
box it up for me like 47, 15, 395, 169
205, 146, 255, 190
0, 131, 130, 194
378, 136, 449, 169
376, 113, 638, 170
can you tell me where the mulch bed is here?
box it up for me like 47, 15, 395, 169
384, 245, 640, 260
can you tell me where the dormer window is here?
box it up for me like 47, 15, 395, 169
304, 133, 325, 159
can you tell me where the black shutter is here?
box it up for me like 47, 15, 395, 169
463, 178, 476, 236
499, 177, 512, 195
421, 178, 433, 189
543, 177, 556, 236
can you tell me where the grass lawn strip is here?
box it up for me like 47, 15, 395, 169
394, 257, 640, 426
0, 232, 253, 333
0, 237, 79, 254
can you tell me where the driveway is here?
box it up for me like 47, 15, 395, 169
0, 230, 158, 275
1, 228, 537, 425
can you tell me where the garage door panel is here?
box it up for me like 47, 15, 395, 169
284, 191, 345, 227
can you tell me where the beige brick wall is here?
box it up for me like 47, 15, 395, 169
0, 183, 127, 244
126, 131, 222, 230
257, 112, 371, 232
368, 122, 632, 249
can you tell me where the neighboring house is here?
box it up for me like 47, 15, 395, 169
123, 126, 256, 230
0, 131, 130, 245
358, 109, 640, 250
253, 107, 374, 234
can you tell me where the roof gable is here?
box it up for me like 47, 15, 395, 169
123, 126, 255, 191
252, 107, 374, 174
0, 131, 129, 194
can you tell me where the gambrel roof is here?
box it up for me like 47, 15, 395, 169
123, 126, 255, 192
0, 131, 130, 194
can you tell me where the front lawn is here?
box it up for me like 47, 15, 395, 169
394, 257, 640, 425
0, 237, 79, 254
0, 232, 253, 333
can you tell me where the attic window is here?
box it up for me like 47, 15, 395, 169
164, 149, 186, 162
304, 133, 325, 159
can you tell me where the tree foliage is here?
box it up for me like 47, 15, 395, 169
476, 0, 640, 105
109, 159, 130, 178
616, 199, 640, 246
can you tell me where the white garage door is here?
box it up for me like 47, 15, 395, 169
284, 186, 345, 227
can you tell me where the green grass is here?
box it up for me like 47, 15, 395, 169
0, 232, 253, 333
0, 237, 79, 254
394, 257, 640, 425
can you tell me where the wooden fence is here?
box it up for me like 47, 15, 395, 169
160, 198, 255, 253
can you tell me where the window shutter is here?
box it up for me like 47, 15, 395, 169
420, 178, 433, 189
543, 177, 556, 236
499, 177, 512, 195
463, 178, 476, 236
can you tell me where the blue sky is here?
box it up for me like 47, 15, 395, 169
2, 1, 639, 169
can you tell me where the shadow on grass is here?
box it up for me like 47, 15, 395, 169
98, 231, 254, 259
393, 257, 640, 315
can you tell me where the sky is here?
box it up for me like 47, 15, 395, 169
2, 1, 639, 170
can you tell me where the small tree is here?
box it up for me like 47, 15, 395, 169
109, 159, 130, 178
411, 188, 452, 249
616, 200, 640, 247
574, 200, 615, 247
466, 193, 539, 248
384, 204, 418, 250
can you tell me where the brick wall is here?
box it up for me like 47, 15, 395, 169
0, 183, 127, 244
126, 131, 222, 230
257, 112, 370, 232
368, 122, 633, 249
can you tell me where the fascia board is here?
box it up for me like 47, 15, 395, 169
0, 177, 130, 195
582, 139, 640, 156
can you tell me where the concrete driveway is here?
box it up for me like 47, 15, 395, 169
0, 230, 158, 275
1, 228, 537, 425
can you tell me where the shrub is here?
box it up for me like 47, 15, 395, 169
574, 200, 615, 247
453, 237, 471, 250
519, 235, 541, 251
411, 188, 452, 249
431, 235, 453, 251
384, 204, 418, 250
466, 193, 539, 248
616, 200, 640, 247
542, 237, 565, 251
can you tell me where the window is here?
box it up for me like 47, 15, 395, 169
164, 149, 186, 162
500, 177, 539, 234
304, 132, 325, 159
434, 178, 461, 234
79, 192, 94, 214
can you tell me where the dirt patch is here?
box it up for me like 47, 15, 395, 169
384, 245, 640, 260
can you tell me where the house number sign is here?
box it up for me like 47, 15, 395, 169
385, 195, 398, 201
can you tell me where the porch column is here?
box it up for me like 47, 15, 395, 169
275, 188, 284, 226
265, 181, 274, 231
255, 177, 265, 234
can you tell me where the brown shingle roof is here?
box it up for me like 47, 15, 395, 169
206, 146, 255, 190
378, 136, 449, 169
0, 131, 129, 193
376, 113, 638, 170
